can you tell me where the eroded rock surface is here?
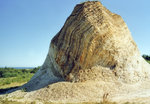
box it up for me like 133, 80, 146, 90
50, 1, 150, 83
23, 1, 150, 91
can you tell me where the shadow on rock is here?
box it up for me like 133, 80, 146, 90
0, 86, 20, 95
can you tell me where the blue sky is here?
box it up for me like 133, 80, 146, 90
0, 0, 150, 67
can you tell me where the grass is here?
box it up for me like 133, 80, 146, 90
0, 67, 40, 89
0, 74, 33, 89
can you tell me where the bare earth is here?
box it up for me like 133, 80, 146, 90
1, 78, 150, 103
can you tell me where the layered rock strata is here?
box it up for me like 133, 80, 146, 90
24, 1, 150, 91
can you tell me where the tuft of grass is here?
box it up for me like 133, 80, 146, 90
21, 87, 27, 92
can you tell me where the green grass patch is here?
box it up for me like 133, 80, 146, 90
0, 74, 34, 88
0, 67, 40, 89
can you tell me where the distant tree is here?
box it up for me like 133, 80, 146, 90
142, 54, 150, 61
30, 66, 40, 73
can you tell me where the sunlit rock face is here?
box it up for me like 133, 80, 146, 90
24, 1, 150, 91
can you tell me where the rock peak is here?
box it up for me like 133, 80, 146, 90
71, 1, 105, 22
77, 1, 102, 7
24, 1, 150, 91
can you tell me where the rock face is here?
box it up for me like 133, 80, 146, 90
24, 1, 150, 91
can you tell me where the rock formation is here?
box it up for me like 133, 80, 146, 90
24, 1, 150, 91
5, 1, 149, 103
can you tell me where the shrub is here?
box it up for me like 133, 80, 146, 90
142, 54, 150, 61
30, 66, 40, 73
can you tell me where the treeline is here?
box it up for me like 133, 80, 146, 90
0, 66, 40, 78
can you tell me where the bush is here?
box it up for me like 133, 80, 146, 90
0, 68, 18, 78
142, 54, 150, 61
2, 72, 17, 78
30, 66, 40, 73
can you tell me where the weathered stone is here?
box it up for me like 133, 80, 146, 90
24, 1, 150, 91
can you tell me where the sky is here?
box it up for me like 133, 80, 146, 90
0, 0, 150, 67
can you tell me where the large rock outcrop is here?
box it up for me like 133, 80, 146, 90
2, 1, 150, 103
23, 1, 150, 91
